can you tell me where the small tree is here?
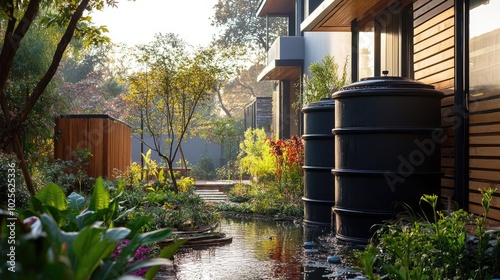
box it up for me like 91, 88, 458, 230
126, 33, 227, 193
298, 55, 349, 108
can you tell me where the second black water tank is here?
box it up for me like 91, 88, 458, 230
302, 98, 335, 227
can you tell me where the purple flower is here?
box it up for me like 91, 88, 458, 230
113, 239, 153, 277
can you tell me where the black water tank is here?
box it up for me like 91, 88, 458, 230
302, 98, 335, 227
331, 76, 444, 243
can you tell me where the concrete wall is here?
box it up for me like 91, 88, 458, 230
303, 32, 352, 79
131, 134, 222, 168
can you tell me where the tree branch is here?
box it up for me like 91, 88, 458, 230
19, 0, 91, 124
0, 0, 42, 127
216, 84, 232, 118
236, 78, 256, 97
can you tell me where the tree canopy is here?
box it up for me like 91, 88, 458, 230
211, 0, 287, 53
125, 33, 228, 192
0, 0, 120, 194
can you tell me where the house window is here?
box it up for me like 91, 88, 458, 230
359, 28, 374, 79
469, 0, 500, 90
353, 2, 413, 79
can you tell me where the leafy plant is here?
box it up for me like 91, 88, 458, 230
355, 188, 500, 280
295, 54, 349, 108
228, 183, 255, 203
177, 177, 195, 193
237, 128, 276, 183
142, 149, 159, 183
267, 135, 304, 205
0, 178, 185, 279
190, 152, 216, 180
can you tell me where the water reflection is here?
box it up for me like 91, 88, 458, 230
173, 218, 361, 280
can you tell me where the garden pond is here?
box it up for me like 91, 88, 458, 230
166, 217, 366, 280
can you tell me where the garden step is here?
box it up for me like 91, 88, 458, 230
194, 189, 228, 203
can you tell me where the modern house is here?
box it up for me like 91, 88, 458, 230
258, 0, 500, 225
256, 0, 350, 138
244, 97, 273, 133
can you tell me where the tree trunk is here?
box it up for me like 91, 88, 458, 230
12, 134, 36, 195
216, 86, 232, 118
0, 0, 91, 195
167, 159, 178, 194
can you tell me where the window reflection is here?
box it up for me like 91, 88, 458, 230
359, 30, 374, 79
469, 0, 500, 89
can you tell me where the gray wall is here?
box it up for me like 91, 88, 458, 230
304, 32, 352, 78
132, 134, 222, 168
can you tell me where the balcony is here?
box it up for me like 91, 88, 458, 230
257, 36, 304, 81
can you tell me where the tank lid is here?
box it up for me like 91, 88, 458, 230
332, 76, 444, 98
347, 76, 435, 90
302, 97, 334, 112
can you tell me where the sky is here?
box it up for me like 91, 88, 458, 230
91, 0, 219, 47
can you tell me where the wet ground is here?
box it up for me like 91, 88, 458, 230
167, 218, 366, 280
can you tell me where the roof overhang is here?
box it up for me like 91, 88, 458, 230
257, 59, 303, 81
301, 0, 412, 32
257, 0, 295, 17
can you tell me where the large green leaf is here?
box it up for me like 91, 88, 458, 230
29, 196, 45, 213
73, 227, 116, 280
67, 192, 86, 214
88, 177, 110, 212
125, 215, 153, 238
114, 206, 137, 223
76, 211, 99, 229
35, 183, 67, 211
104, 227, 131, 242
39, 214, 78, 257
124, 258, 172, 275
73, 227, 104, 257
144, 239, 187, 280
133, 227, 174, 246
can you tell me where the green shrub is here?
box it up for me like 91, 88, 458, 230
356, 188, 500, 280
177, 176, 195, 193
190, 153, 216, 180
228, 183, 255, 203
0, 178, 184, 279
237, 128, 275, 183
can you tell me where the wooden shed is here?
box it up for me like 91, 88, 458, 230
54, 114, 132, 180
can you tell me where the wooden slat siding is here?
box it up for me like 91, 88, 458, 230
468, 26, 500, 221
413, 0, 453, 28
470, 111, 500, 125
471, 123, 500, 134
469, 192, 500, 225
470, 147, 500, 157
469, 203, 500, 226
413, 0, 431, 13
414, 36, 453, 63
414, 0, 455, 201
469, 104, 500, 221
54, 116, 131, 180
123, 125, 132, 178
414, 55, 454, 80
90, 118, 105, 178
470, 170, 500, 182
470, 97, 500, 114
